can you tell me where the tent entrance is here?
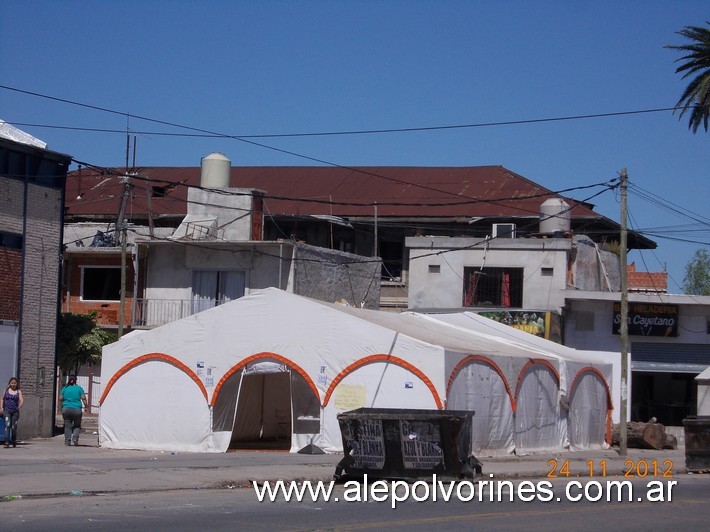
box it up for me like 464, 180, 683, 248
229, 372, 292, 450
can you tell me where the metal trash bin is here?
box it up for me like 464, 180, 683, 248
683, 416, 710, 472
334, 408, 481, 480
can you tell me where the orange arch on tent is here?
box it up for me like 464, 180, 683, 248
445, 355, 516, 412
323, 354, 442, 409
210, 352, 320, 407
99, 353, 208, 405
569, 367, 614, 445
514, 359, 560, 400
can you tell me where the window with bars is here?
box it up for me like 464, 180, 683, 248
463, 267, 523, 308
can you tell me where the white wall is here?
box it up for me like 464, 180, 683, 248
185, 187, 256, 241
406, 236, 570, 312
144, 242, 293, 304
564, 295, 710, 351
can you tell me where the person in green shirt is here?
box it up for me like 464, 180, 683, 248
59, 376, 88, 446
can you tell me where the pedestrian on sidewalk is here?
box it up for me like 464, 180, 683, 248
1, 377, 23, 448
60, 376, 88, 446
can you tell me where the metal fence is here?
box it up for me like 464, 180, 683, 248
133, 299, 230, 327
133, 299, 194, 327
75, 374, 101, 413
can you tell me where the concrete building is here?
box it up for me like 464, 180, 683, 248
64, 163, 654, 311
0, 122, 71, 438
407, 235, 575, 313
62, 155, 381, 332
405, 229, 710, 426
565, 292, 710, 426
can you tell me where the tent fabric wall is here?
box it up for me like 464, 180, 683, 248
100, 360, 212, 452
321, 360, 442, 453
446, 358, 515, 455
429, 312, 618, 417
99, 288, 613, 455
514, 362, 565, 453
568, 369, 612, 449
428, 311, 614, 451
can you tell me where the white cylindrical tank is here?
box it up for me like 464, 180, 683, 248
540, 198, 571, 235
200, 152, 231, 188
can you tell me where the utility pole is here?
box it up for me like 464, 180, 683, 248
118, 222, 127, 338
117, 175, 132, 338
619, 168, 629, 456
373, 202, 378, 257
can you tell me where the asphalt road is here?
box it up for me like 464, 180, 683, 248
1, 475, 707, 531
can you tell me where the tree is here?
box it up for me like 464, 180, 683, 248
666, 23, 710, 133
57, 312, 116, 376
682, 249, 710, 295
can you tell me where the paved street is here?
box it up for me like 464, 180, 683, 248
0, 430, 690, 500
0, 426, 702, 531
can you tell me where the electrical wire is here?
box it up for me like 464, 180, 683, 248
64, 159, 619, 213
1, 85, 684, 138
0, 84, 674, 207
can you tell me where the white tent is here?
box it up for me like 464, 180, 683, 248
99, 288, 612, 455
427, 311, 616, 451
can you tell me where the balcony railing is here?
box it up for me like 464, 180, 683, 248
133, 298, 229, 328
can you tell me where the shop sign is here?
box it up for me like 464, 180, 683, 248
612, 302, 678, 337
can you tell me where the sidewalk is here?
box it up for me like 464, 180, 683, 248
0, 433, 688, 501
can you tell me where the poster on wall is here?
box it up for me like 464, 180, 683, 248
341, 418, 385, 470
478, 310, 562, 343
400, 420, 444, 470
334, 384, 366, 411
612, 302, 678, 337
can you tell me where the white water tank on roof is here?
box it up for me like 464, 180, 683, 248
200, 152, 231, 188
540, 198, 571, 235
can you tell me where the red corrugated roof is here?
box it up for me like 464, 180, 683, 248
66, 165, 602, 220
627, 263, 668, 291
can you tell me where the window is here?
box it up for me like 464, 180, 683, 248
0, 231, 23, 250
81, 267, 121, 301
463, 267, 523, 308
428, 264, 441, 274
492, 223, 516, 239
337, 239, 354, 254
541, 267, 554, 277
192, 270, 245, 313
575, 311, 595, 331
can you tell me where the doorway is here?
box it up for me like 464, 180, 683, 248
229, 372, 292, 450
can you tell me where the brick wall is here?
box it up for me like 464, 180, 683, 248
0, 247, 21, 320
62, 254, 135, 326
18, 181, 64, 437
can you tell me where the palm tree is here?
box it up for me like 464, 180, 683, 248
666, 23, 710, 133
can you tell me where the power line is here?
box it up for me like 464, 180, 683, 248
66, 158, 619, 211
6, 106, 682, 139
629, 183, 710, 226
0, 84, 635, 208
1, 84, 683, 138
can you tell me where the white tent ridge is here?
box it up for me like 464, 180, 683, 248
99, 288, 614, 456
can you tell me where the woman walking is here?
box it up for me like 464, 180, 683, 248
1, 377, 23, 448
60, 376, 88, 446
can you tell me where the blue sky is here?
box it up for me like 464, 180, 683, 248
2, 1, 708, 292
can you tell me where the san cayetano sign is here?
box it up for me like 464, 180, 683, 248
612, 302, 678, 337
